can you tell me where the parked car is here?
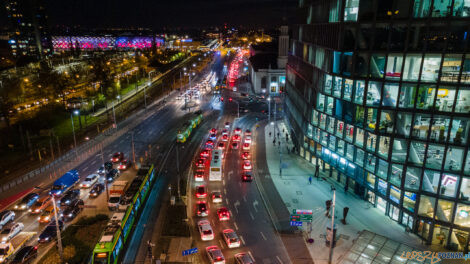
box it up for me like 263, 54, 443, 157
0, 222, 24, 242
0, 211, 15, 229
14, 193, 39, 211
61, 199, 84, 221
59, 189, 80, 207
10, 246, 37, 264
89, 183, 105, 198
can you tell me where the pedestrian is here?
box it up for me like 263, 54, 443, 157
273, 139, 276, 145
342, 207, 349, 224
330, 185, 336, 191
283, 128, 285, 133
308, 176, 312, 184
278, 141, 280, 147
269, 132, 272, 137
315, 164, 320, 178
277, 132, 280, 138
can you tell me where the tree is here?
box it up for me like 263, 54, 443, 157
0, 77, 22, 127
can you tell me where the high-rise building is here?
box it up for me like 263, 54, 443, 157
5, 0, 51, 59
286, 0, 470, 251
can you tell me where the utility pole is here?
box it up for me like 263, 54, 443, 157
70, 113, 77, 149
176, 144, 180, 198
267, 96, 271, 124
328, 190, 336, 264
112, 103, 117, 129
101, 145, 109, 203
51, 196, 63, 261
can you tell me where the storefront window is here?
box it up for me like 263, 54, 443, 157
366, 153, 376, 172
390, 164, 403, 186
345, 124, 354, 142
403, 54, 422, 81
453, 0, 470, 17
346, 143, 354, 161
392, 138, 408, 163
441, 54, 462, 82
425, 144, 445, 170
429, 115, 450, 143
344, 0, 359, 21
412, 114, 431, 140
403, 191, 416, 212
319, 113, 326, 129
366, 132, 376, 152
444, 147, 464, 172
314, 128, 321, 141
395, 113, 412, 137
366, 81, 382, 106
337, 139, 345, 156
390, 185, 401, 204
418, 195, 435, 218
450, 117, 470, 145
378, 178, 388, 195
416, 84, 436, 110
456, 88, 470, 113
317, 94, 325, 112
370, 54, 385, 78
460, 177, 470, 201
421, 55, 442, 82
325, 74, 332, 94
367, 173, 376, 189
333, 76, 343, 97
385, 54, 403, 80
327, 116, 335, 133
455, 204, 470, 227
366, 108, 378, 131
440, 173, 459, 198
312, 110, 319, 125
422, 169, 440, 193
355, 106, 365, 126
405, 166, 421, 191
329, 134, 336, 149
465, 151, 470, 175
379, 110, 394, 133
382, 83, 399, 107
356, 148, 364, 166
377, 159, 389, 179
355, 127, 364, 147
336, 120, 344, 138
378, 136, 390, 158
307, 124, 314, 138
413, 0, 432, 17
326, 96, 334, 115
343, 79, 353, 101
436, 199, 454, 222
435, 86, 456, 112
399, 84, 417, 108
354, 80, 365, 104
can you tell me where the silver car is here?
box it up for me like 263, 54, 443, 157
0, 222, 24, 242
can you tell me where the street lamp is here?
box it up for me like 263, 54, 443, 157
112, 97, 118, 129
267, 96, 271, 123
70, 110, 79, 150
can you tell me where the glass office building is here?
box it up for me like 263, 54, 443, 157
286, 0, 470, 251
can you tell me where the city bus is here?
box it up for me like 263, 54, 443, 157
91, 165, 155, 264
209, 150, 222, 181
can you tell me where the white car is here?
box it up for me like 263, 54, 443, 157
198, 220, 214, 241
0, 210, 15, 230
206, 246, 225, 264
244, 136, 252, 144
222, 229, 240, 248
0, 222, 24, 242
81, 174, 99, 188
211, 192, 222, 203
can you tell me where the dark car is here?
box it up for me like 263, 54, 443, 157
14, 193, 39, 210
61, 199, 84, 221
38, 220, 63, 243
97, 161, 112, 175
111, 152, 124, 163
241, 171, 253, 182
10, 246, 38, 264
59, 189, 80, 207
89, 183, 105, 198
106, 169, 119, 182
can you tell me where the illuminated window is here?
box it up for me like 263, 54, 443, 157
344, 0, 359, 21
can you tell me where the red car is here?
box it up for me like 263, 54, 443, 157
196, 185, 207, 198
243, 160, 252, 170
241, 152, 251, 160
210, 128, 217, 134
118, 159, 131, 170
200, 150, 211, 159
234, 128, 242, 134
196, 158, 206, 168
244, 129, 251, 136
111, 152, 124, 163
232, 135, 241, 142
206, 140, 215, 148
242, 143, 250, 150
217, 207, 230, 221
221, 134, 229, 142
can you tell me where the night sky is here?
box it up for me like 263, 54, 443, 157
0, 0, 297, 31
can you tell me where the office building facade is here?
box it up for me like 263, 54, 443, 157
286, 0, 470, 251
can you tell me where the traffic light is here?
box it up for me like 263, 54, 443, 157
229, 97, 233, 102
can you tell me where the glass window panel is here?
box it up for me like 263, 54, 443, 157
390, 164, 403, 186
366, 108, 378, 131
450, 117, 470, 145
413, 0, 432, 17
435, 86, 456, 112
366, 132, 377, 152
431, 0, 452, 17
317, 94, 325, 112
440, 173, 459, 198
416, 84, 436, 110
321, 131, 329, 146
456, 88, 470, 113
398, 84, 417, 108
403, 54, 423, 81
462, 55, 470, 83
423, 169, 440, 193
312, 110, 319, 125
436, 199, 454, 223
333, 76, 343, 97
366, 81, 382, 106
453, 0, 470, 17
403, 191, 416, 212
378, 135, 390, 158
425, 144, 445, 170
327, 116, 335, 133
412, 114, 431, 140
345, 124, 354, 142
346, 143, 354, 161
314, 128, 321, 141
405, 166, 421, 191
325, 74, 332, 94
379, 110, 394, 133
421, 55, 442, 82
441, 54, 462, 83
337, 139, 345, 156
354, 80, 365, 104
429, 115, 450, 143
385, 54, 403, 80
343, 79, 353, 101
336, 120, 344, 138
355, 127, 364, 147
355, 106, 365, 126
418, 195, 435, 218
392, 138, 408, 163
382, 83, 399, 107
366, 153, 376, 172
455, 203, 470, 227
367, 172, 376, 189
355, 53, 369, 77
319, 113, 326, 129
390, 184, 401, 204
370, 54, 385, 78
377, 159, 389, 179
459, 177, 470, 200
344, 0, 360, 21
465, 151, 470, 175
307, 124, 314, 138
356, 148, 364, 166
409, 141, 426, 166
378, 178, 388, 195
395, 113, 412, 137
329, 133, 336, 149
326, 96, 334, 115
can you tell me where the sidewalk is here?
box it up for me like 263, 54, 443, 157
263, 120, 427, 264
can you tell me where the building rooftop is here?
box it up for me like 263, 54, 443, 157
248, 53, 278, 71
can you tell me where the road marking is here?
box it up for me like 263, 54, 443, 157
240, 235, 245, 245
228, 170, 233, 180
260, 231, 267, 240
223, 179, 225, 186
223, 188, 227, 194
243, 196, 247, 202
219, 239, 225, 249
90, 160, 97, 166
234, 222, 239, 230
234, 200, 240, 213
229, 210, 233, 216
226, 198, 229, 204
253, 200, 259, 212
83, 166, 89, 171
276, 256, 283, 264
248, 251, 255, 262
249, 211, 254, 220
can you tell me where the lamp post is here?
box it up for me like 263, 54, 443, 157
267, 96, 271, 123
112, 96, 119, 129
328, 190, 336, 264
70, 110, 79, 150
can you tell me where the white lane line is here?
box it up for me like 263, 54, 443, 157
248, 251, 255, 262
276, 256, 283, 264
240, 235, 245, 245
91, 160, 97, 166
243, 196, 247, 203
223, 179, 226, 186
83, 166, 89, 171
253, 200, 259, 212
260, 231, 267, 241
223, 188, 227, 194
234, 222, 239, 230
219, 239, 225, 249
249, 211, 254, 220
229, 210, 233, 217
226, 198, 229, 204
234, 200, 240, 213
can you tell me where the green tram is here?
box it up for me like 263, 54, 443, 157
91, 164, 155, 264
177, 110, 203, 143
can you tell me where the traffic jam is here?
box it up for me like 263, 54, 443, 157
190, 122, 255, 264
0, 151, 136, 263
